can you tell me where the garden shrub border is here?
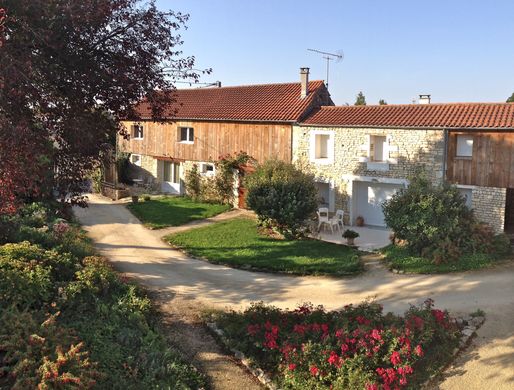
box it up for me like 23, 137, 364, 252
206, 307, 486, 390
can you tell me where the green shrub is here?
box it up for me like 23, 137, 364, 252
184, 163, 202, 200
0, 242, 80, 309
0, 214, 20, 244
246, 159, 318, 237
383, 173, 476, 262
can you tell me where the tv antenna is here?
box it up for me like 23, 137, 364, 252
307, 48, 344, 90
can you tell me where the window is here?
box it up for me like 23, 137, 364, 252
309, 131, 334, 164
178, 127, 194, 143
201, 163, 215, 176
163, 161, 180, 184
370, 135, 387, 162
456, 135, 473, 157
132, 124, 143, 139
131, 154, 141, 167
315, 134, 330, 159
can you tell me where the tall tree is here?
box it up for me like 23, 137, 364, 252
507, 93, 514, 103
378, 99, 387, 105
355, 91, 366, 106
0, 0, 206, 213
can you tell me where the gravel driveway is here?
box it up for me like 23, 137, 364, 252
75, 194, 514, 389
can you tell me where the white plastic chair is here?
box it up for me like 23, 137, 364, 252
332, 209, 344, 231
317, 207, 333, 233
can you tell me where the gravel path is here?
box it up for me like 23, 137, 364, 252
75, 194, 514, 389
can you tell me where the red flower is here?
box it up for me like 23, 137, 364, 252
414, 344, 424, 357
365, 384, 379, 390
310, 365, 319, 376
288, 363, 296, 371
431, 309, 446, 324
390, 351, 401, 366
327, 351, 340, 366
370, 329, 382, 341
293, 324, 307, 335
247, 324, 260, 336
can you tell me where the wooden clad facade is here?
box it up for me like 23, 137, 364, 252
446, 131, 514, 188
119, 120, 292, 163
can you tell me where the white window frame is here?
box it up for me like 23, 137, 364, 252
369, 135, 388, 163
163, 161, 180, 184
131, 154, 142, 167
178, 127, 194, 144
132, 124, 144, 140
309, 130, 334, 165
200, 162, 216, 177
456, 135, 473, 158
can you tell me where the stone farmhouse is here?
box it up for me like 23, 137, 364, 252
118, 68, 332, 203
118, 68, 514, 233
294, 100, 514, 232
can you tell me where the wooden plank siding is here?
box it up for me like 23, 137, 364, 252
446, 131, 514, 187
119, 120, 292, 163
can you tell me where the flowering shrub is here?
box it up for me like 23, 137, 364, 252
216, 299, 460, 389
0, 201, 207, 389
52, 220, 70, 236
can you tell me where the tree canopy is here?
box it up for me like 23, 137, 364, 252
0, 0, 205, 213
378, 99, 387, 105
354, 91, 366, 106
507, 93, 514, 103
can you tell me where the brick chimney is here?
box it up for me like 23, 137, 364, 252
419, 94, 431, 104
300, 67, 310, 98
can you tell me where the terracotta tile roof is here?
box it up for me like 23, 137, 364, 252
135, 81, 330, 122
301, 103, 514, 129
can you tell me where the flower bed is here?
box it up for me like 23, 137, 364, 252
213, 300, 461, 389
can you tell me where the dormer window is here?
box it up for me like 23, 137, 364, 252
178, 127, 194, 143
132, 124, 143, 139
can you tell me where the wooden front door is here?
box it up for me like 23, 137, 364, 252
237, 165, 255, 209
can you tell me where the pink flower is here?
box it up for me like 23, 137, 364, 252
288, 363, 296, 371
390, 351, 401, 366
414, 344, 424, 357
293, 324, 307, 335
431, 309, 446, 324
327, 351, 340, 366
371, 329, 382, 341
366, 384, 379, 390
309, 365, 319, 376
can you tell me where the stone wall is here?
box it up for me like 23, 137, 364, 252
472, 186, 506, 233
292, 125, 446, 222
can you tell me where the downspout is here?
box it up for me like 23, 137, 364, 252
442, 128, 448, 184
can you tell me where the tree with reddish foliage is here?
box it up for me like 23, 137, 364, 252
0, 0, 206, 213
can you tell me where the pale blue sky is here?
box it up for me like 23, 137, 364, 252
156, 0, 514, 105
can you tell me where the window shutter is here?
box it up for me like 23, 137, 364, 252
309, 132, 316, 161
358, 135, 370, 162
386, 135, 398, 164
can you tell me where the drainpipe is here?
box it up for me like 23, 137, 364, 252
442, 128, 448, 184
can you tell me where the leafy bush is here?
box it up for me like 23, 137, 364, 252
184, 163, 202, 200
216, 299, 460, 389
246, 160, 318, 237
383, 173, 476, 262
0, 201, 207, 389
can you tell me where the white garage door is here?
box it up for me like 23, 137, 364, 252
354, 182, 401, 227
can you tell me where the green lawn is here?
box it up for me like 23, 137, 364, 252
166, 217, 362, 275
127, 196, 232, 229
381, 244, 510, 273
